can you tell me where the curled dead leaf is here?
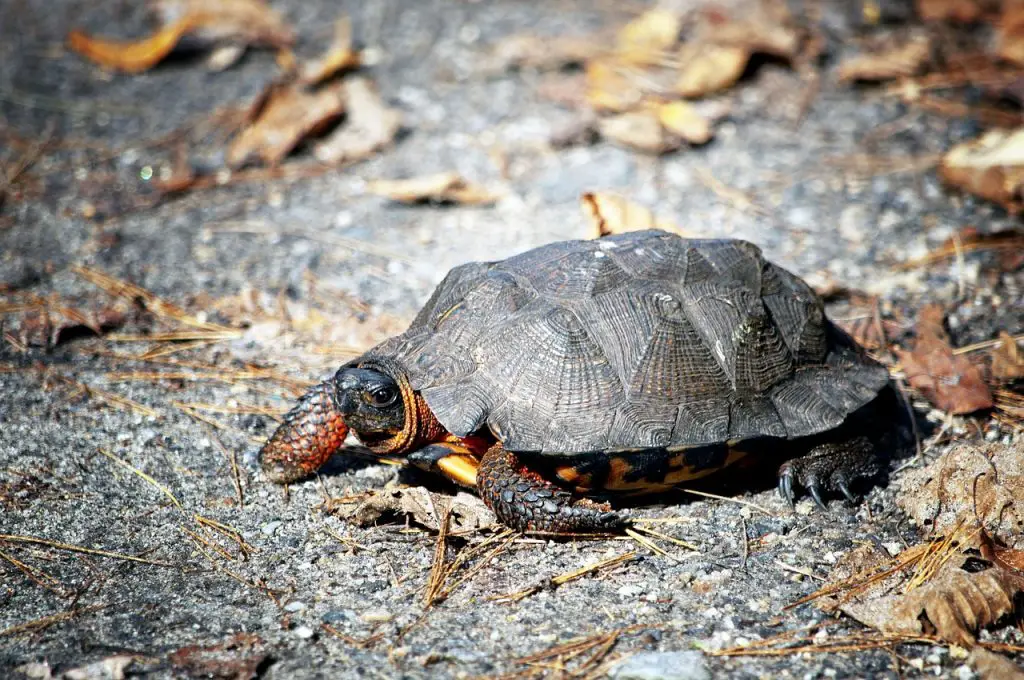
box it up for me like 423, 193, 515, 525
939, 127, 1024, 213
347, 487, 496, 532
915, 0, 987, 23
675, 43, 750, 98
366, 173, 503, 206
314, 77, 402, 165
823, 544, 1024, 648
897, 441, 1024, 550
598, 109, 679, 154
581, 192, 692, 238
657, 101, 713, 145
615, 8, 684, 66
227, 80, 347, 168
69, 0, 295, 73
998, 4, 1024, 66
969, 648, 1024, 680
585, 58, 645, 113
896, 303, 994, 414
486, 33, 605, 73
991, 331, 1024, 381
299, 16, 361, 85
837, 35, 932, 82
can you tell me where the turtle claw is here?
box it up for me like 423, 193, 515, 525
807, 483, 827, 511
837, 479, 858, 505
776, 434, 882, 511
777, 471, 795, 509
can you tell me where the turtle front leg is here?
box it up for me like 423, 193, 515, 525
477, 444, 624, 533
407, 438, 488, 488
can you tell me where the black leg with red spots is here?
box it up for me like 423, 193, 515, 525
477, 444, 624, 533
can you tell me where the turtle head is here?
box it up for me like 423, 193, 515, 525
258, 365, 409, 484
332, 366, 406, 435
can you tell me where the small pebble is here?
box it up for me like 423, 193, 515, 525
293, 626, 315, 640
283, 601, 305, 613
261, 521, 283, 536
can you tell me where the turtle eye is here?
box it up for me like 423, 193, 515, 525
365, 385, 398, 408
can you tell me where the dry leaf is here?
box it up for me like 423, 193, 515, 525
299, 16, 361, 85
992, 331, 1024, 380
837, 35, 932, 82
314, 77, 402, 164
15, 304, 128, 348
657, 101, 713, 144
598, 110, 679, 154
969, 648, 1024, 680
69, 0, 294, 73
939, 128, 1024, 213
896, 303, 994, 414
826, 545, 1023, 647
348, 487, 495, 532
227, 80, 347, 168
486, 33, 605, 72
897, 441, 1024, 550
585, 58, 645, 112
366, 173, 503, 205
915, 0, 988, 23
698, 5, 800, 59
581, 192, 691, 238
675, 43, 750, 98
615, 8, 684, 66
998, 4, 1024, 66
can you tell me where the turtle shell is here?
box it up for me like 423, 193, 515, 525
361, 230, 890, 455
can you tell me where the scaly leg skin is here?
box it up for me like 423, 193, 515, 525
477, 444, 624, 533
777, 434, 881, 510
260, 381, 348, 484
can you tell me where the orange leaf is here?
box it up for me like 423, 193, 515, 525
896, 304, 994, 414
68, 18, 196, 74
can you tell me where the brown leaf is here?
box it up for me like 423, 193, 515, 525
313, 77, 402, 165
837, 35, 932, 82
998, 4, 1024, 66
939, 128, 1024, 213
897, 441, 1024, 550
580, 192, 692, 239
915, 0, 989, 23
829, 546, 1023, 647
697, 4, 801, 60
598, 110, 679, 154
366, 173, 503, 205
992, 331, 1024, 381
299, 16, 361, 85
969, 648, 1024, 680
169, 632, 267, 680
896, 303, 994, 414
16, 303, 128, 348
585, 58, 645, 113
348, 487, 495, 532
657, 101, 713, 145
486, 33, 605, 73
226, 80, 347, 168
675, 43, 751, 98
69, 0, 294, 73
615, 8, 684, 66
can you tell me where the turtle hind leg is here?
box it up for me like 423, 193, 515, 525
477, 444, 624, 534
777, 433, 885, 510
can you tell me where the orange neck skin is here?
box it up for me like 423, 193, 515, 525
359, 388, 492, 459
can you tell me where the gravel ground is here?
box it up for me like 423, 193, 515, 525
1, 1, 1022, 678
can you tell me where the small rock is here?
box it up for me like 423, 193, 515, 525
618, 583, 645, 598
610, 650, 710, 680
322, 610, 355, 624
361, 610, 393, 623
284, 601, 306, 612
293, 625, 315, 639
261, 521, 283, 536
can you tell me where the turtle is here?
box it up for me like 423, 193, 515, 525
259, 230, 903, 533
